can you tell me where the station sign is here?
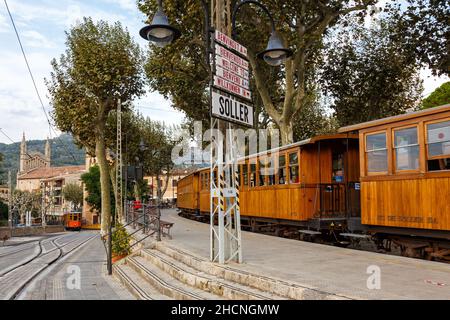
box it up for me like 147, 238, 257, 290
211, 187, 237, 198
215, 44, 249, 69
215, 30, 247, 57
210, 30, 254, 127
213, 76, 252, 101
211, 90, 254, 127
215, 55, 249, 80
216, 66, 249, 89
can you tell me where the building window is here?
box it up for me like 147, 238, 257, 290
394, 127, 419, 171
427, 120, 450, 171
278, 154, 286, 184
289, 152, 299, 183
366, 132, 388, 173
242, 164, 248, 186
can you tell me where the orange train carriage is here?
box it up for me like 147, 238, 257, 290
63, 212, 82, 231
177, 105, 450, 261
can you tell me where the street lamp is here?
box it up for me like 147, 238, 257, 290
140, 0, 292, 66
139, 0, 181, 47
232, 0, 293, 66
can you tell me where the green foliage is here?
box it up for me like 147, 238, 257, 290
62, 183, 83, 211
47, 17, 146, 153
421, 82, 450, 109
81, 165, 115, 213
386, 0, 449, 77
47, 18, 145, 234
293, 101, 339, 141
0, 200, 8, 221
321, 18, 423, 126
112, 222, 131, 257
138, 0, 378, 144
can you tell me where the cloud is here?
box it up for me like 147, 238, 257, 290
21, 30, 57, 48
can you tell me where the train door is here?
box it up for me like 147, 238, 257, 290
330, 139, 361, 218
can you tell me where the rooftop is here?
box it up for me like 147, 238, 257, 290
17, 165, 86, 180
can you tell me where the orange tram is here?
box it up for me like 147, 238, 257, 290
63, 212, 82, 231
177, 105, 450, 261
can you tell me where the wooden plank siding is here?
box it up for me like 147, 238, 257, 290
183, 136, 360, 223
351, 106, 450, 231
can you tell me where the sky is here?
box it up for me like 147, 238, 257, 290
0, 0, 186, 144
0, 0, 448, 144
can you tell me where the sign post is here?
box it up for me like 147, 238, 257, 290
209, 29, 254, 264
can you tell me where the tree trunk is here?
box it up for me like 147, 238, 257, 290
279, 119, 294, 145
96, 121, 112, 237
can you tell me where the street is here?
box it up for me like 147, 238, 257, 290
0, 231, 134, 300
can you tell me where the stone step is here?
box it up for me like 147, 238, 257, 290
113, 262, 171, 300
126, 255, 222, 300
141, 248, 287, 300
151, 243, 337, 300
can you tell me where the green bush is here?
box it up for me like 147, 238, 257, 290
112, 222, 131, 257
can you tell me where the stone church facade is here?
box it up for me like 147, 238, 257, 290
16, 133, 85, 217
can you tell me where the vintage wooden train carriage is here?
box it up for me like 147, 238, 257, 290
177, 172, 200, 212
339, 104, 450, 241
182, 133, 360, 231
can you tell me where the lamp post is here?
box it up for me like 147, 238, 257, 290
232, 0, 293, 66
139, 0, 292, 66
139, 0, 293, 259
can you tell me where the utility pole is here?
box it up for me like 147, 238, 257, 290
7, 170, 12, 228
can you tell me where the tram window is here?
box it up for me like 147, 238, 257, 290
237, 165, 241, 186
278, 155, 286, 184
426, 120, 450, 171
259, 160, 267, 186
267, 156, 276, 186
242, 164, 249, 186
250, 163, 256, 187
289, 152, 299, 183
427, 120, 450, 157
213, 170, 218, 187
332, 152, 344, 182
394, 127, 419, 171
366, 133, 388, 173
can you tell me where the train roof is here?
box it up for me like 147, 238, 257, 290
338, 104, 450, 133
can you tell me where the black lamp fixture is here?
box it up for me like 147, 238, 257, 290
232, 0, 293, 66
139, 0, 181, 47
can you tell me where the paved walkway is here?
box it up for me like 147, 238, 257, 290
142, 209, 450, 300
19, 232, 134, 300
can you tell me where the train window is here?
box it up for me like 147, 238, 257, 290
267, 156, 276, 185
278, 155, 287, 184
242, 164, 249, 186
427, 120, 450, 158
426, 120, 450, 171
213, 170, 218, 187
366, 133, 388, 173
250, 163, 256, 187
394, 127, 419, 171
289, 152, 299, 183
237, 165, 241, 185
259, 159, 267, 186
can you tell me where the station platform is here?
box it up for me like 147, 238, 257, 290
129, 209, 450, 300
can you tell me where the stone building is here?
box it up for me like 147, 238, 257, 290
16, 133, 85, 216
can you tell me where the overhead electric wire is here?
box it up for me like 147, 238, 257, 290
3, 0, 79, 163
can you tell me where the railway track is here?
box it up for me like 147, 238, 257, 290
0, 232, 97, 300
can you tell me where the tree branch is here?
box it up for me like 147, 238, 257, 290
247, 49, 281, 124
